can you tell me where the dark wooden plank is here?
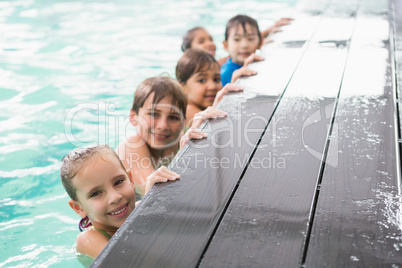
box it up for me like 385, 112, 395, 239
304, 0, 402, 266
395, 0, 402, 138
91, 10, 324, 266
91, 95, 276, 268
198, 1, 360, 267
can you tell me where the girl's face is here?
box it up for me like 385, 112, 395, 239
182, 64, 222, 110
132, 93, 183, 149
223, 23, 261, 65
191, 28, 216, 56
70, 153, 136, 230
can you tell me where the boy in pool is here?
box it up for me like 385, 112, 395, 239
60, 144, 180, 258
176, 48, 243, 125
117, 76, 226, 196
220, 15, 268, 87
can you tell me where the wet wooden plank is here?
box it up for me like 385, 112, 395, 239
304, 0, 402, 266
198, 1, 359, 267
91, 96, 276, 268
91, 9, 322, 266
395, 0, 402, 138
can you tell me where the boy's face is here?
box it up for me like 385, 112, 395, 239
132, 93, 183, 149
182, 64, 222, 109
191, 28, 216, 56
223, 23, 261, 65
69, 153, 136, 230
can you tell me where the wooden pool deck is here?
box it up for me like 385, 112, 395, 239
93, 0, 402, 266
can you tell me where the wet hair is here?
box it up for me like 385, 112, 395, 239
225, 14, 261, 42
132, 76, 187, 117
181, 27, 204, 52
60, 145, 124, 201
175, 48, 220, 84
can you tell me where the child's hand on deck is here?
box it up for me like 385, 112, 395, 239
213, 83, 243, 107
274, 17, 293, 27
144, 166, 180, 194
244, 53, 264, 67
192, 107, 228, 128
231, 53, 264, 83
180, 107, 228, 148
180, 127, 208, 149
231, 66, 259, 83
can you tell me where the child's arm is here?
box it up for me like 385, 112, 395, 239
260, 17, 294, 38
185, 104, 203, 127
213, 83, 243, 107
117, 135, 156, 196
144, 166, 180, 195
180, 107, 228, 149
260, 17, 294, 48
217, 55, 230, 66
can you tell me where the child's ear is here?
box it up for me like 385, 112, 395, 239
129, 109, 138, 126
223, 40, 229, 52
126, 169, 135, 186
68, 200, 87, 218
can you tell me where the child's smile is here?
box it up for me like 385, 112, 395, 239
151, 131, 172, 141
108, 203, 129, 217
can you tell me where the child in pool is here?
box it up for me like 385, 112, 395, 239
180, 18, 292, 65
175, 48, 243, 126
60, 144, 180, 258
220, 14, 270, 87
116, 76, 226, 196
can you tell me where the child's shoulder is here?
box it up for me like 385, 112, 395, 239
117, 134, 145, 155
186, 104, 203, 125
75, 227, 109, 258
116, 133, 152, 169
123, 133, 144, 144
218, 56, 230, 66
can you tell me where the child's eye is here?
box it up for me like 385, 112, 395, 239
214, 77, 221, 83
149, 112, 159, 118
89, 191, 101, 198
169, 115, 180, 121
248, 38, 256, 42
234, 39, 240, 42
115, 178, 125, 186
197, 79, 206, 83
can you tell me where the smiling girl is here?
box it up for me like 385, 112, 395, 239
61, 145, 180, 258
176, 48, 243, 126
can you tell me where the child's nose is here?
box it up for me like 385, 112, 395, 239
156, 117, 169, 130
207, 80, 219, 90
109, 190, 123, 204
240, 38, 248, 47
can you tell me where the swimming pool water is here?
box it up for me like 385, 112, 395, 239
0, 0, 296, 266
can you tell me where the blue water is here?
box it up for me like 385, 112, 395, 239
0, 0, 296, 266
